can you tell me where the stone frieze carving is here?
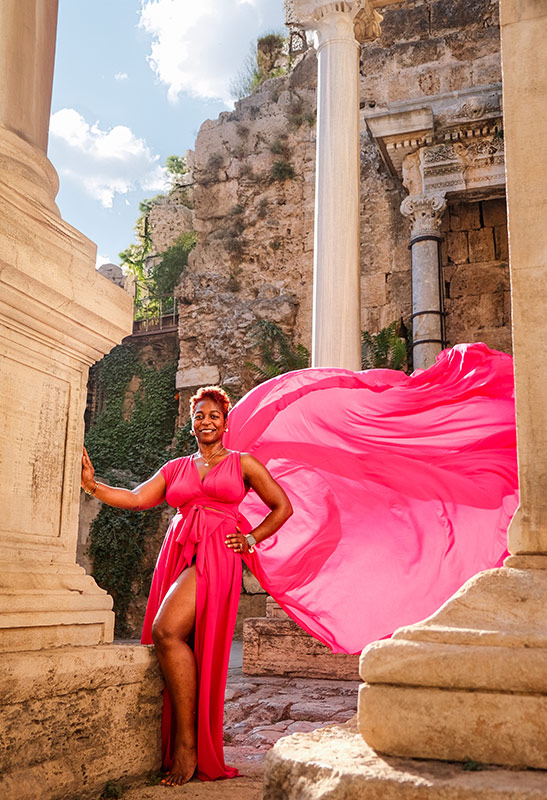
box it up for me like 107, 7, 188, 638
400, 193, 447, 238
422, 144, 457, 164
436, 93, 501, 128
353, 3, 383, 43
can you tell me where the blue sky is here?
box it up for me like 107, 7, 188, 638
49, 0, 285, 266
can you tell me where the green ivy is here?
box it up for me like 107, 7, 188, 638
85, 343, 178, 635
150, 231, 196, 299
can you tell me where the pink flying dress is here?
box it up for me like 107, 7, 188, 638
142, 342, 518, 780
228, 342, 518, 653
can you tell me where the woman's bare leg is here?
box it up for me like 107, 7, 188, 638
151, 564, 197, 786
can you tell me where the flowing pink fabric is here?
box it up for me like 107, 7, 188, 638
226, 343, 518, 654
141, 451, 250, 781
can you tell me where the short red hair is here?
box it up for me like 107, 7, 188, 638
190, 385, 231, 418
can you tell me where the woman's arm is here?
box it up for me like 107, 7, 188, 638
81, 446, 166, 511
240, 453, 293, 544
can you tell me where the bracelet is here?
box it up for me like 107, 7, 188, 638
84, 481, 98, 498
245, 533, 257, 553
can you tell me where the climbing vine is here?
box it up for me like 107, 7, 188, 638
85, 343, 178, 635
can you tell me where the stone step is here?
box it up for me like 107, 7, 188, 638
263, 720, 547, 800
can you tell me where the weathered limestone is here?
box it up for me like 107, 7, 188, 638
288, 0, 382, 370
0, 645, 162, 800
357, 0, 547, 770
264, 720, 547, 800
400, 193, 446, 369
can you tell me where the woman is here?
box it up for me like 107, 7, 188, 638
81, 385, 293, 786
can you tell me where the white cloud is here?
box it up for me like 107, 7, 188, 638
114, 72, 129, 81
49, 108, 168, 208
96, 253, 112, 268
138, 0, 285, 105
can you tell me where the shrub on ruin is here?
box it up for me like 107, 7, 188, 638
271, 159, 296, 182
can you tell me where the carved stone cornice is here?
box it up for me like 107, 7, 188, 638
400, 193, 447, 239
285, 0, 382, 46
364, 85, 504, 195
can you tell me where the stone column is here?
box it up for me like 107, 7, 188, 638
400, 193, 446, 370
0, 0, 133, 653
287, 0, 382, 370
358, 0, 547, 771
0, 5, 163, 798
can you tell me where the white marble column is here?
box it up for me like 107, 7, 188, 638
400, 193, 446, 370
0, 0, 133, 652
286, 0, 382, 370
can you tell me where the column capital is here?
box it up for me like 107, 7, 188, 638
400, 193, 447, 240
285, 0, 382, 46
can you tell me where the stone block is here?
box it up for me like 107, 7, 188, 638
379, 7, 430, 48
234, 592, 267, 640
449, 262, 509, 298
430, 0, 493, 34
176, 365, 220, 389
494, 225, 509, 261
359, 683, 547, 769
482, 198, 507, 228
263, 720, 547, 800
446, 231, 469, 264
449, 202, 481, 231
243, 617, 359, 680
468, 228, 496, 262
0, 644, 162, 800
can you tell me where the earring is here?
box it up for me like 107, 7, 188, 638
224, 428, 229, 432
191, 429, 196, 436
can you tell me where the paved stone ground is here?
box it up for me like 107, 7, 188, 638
122, 641, 360, 799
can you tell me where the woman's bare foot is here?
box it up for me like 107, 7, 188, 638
161, 744, 197, 787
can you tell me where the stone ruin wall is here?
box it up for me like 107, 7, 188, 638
143, 0, 507, 412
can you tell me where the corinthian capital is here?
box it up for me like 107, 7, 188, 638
400, 193, 447, 239
285, 0, 382, 46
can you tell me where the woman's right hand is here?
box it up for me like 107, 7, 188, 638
81, 446, 96, 492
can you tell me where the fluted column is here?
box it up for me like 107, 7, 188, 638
400, 193, 447, 370
286, 1, 382, 369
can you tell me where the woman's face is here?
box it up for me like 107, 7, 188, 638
192, 398, 226, 445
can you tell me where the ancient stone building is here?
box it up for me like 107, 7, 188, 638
149, 0, 509, 408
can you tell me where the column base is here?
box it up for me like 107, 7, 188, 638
359, 563, 547, 769
263, 719, 547, 800
0, 560, 114, 652
0, 644, 163, 800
